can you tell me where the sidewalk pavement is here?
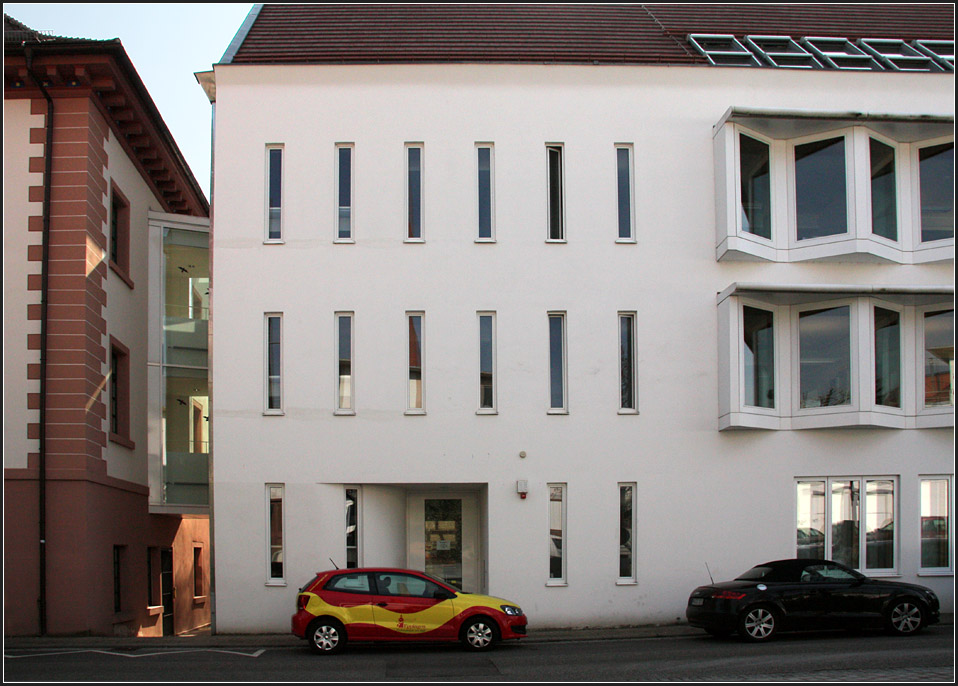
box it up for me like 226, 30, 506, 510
4, 615, 952, 651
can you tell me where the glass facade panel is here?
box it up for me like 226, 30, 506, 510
616, 147, 633, 240
740, 134, 771, 239
477, 146, 492, 239
921, 479, 950, 569
743, 306, 774, 408
924, 309, 954, 407
797, 481, 826, 559
407, 146, 422, 239
425, 499, 463, 588
337, 146, 352, 239
163, 367, 209, 506
865, 480, 895, 570
163, 229, 210, 368
870, 138, 898, 241
831, 480, 860, 569
919, 142, 954, 243
795, 137, 847, 240
268, 148, 282, 240
799, 306, 851, 408
874, 307, 901, 408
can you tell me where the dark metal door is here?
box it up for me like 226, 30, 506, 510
161, 548, 174, 635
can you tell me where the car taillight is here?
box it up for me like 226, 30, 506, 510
297, 594, 310, 610
711, 591, 747, 600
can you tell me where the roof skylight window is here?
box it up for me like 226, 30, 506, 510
745, 36, 821, 69
858, 38, 946, 72
688, 34, 761, 67
801, 37, 884, 71
911, 40, 955, 71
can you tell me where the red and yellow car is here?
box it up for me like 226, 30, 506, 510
291, 568, 527, 653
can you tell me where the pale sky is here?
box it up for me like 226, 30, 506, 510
5, 3, 256, 200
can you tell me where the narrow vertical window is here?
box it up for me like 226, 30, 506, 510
108, 337, 133, 447
548, 483, 566, 583
265, 314, 282, 412
336, 144, 353, 240
146, 547, 158, 606
923, 309, 954, 407
108, 183, 131, 283
268, 484, 285, 582
795, 136, 847, 240
739, 134, 771, 240
548, 313, 567, 412
616, 145, 634, 241
547, 145, 565, 241
407, 312, 424, 411
865, 480, 895, 571
618, 483, 636, 581
478, 313, 496, 411
477, 145, 494, 241
918, 142, 954, 243
743, 306, 775, 409
407, 144, 423, 240
619, 313, 637, 411
830, 480, 860, 569
193, 545, 203, 597
869, 138, 897, 241
798, 306, 851, 408
796, 481, 826, 559
113, 545, 123, 612
346, 488, 360, 569
874, 307, 901, 408
920, 478, 951, 570
266, 146, 283, 241
336, 313, 353, 412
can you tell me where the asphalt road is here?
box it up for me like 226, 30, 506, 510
4, 626, 954, 682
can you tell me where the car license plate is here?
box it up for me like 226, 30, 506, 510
690, 598, 704, 606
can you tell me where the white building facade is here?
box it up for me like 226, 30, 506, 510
205, 5, 954, 631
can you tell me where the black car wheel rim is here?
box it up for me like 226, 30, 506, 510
890, 603, 921, 633
466, 622, 493, 648
312, 625, 340, 651
744, 608, 775, 639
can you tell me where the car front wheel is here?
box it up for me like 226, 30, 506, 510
738, 605, 777, 642
308, 618, 347, 654
461, 617, 498, 651
886, 599, 924, 636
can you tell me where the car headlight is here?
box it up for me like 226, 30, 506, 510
501, 605, 523, 616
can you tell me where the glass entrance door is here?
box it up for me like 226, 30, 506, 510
407, 492, 480, 592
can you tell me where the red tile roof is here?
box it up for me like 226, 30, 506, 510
225, 3, 954, 66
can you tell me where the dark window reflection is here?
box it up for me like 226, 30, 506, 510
740, 134, 771, 239
795, 137, 847, 240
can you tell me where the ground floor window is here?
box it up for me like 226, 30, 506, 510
346, 487, 360, 568
921, 476, 953, 572
267, 484, 285, 583
619, 483, 636, 581
548, 483, 567, 584
796, 477, 897, 573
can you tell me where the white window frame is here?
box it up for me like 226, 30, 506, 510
869, 299, 906, 417
335, 312, 355, 415
912, 135, 955, 250
546, 144, 566, 242
547, 482, 567, 586
264, 313, 283, 415
916, 304, 955, 419
334, 143, 354, 243
405, 143, 424, 243
476, 143, 496, 242
617, 482, 637, 584
791, 298, 859, 418
406, 311, 425, 414
864, 129, 904, 247
548, 311, 568, 414
615, 144, 635, 243
919, 475, 954, 575
265, 145, 284, 243
345, 486, 363, 569
477, 311, 497, 414
786, 129, 855, 250
739, 300, 782, 417
266, 483, 286, 585
795, 475, 899, 576
618, 312, 638, 413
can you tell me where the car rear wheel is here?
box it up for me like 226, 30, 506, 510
461, 616, 498, 651
886, 599, 925, 636
308, 618, 347, 654
738, 605, 778, 642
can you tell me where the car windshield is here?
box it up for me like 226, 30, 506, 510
736, 565, 776, 581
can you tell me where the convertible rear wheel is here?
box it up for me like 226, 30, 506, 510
738, 605, 777, 642
308, 618, 347, 654
886, 600, 924, 636
461, 617, 498, 651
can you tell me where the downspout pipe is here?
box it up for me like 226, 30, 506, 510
24, 45, 53, 638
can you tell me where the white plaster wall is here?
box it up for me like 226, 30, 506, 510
210, 63, 954, 631
3, 99, 43, 470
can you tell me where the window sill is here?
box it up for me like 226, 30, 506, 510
404, 410, 426, 416
193, 595, 208, 606
263, 239, 285, 245
334, 409, 355, 416
265, 581, 287, 587
616, 579, 638, 586
918, 569, 954, 577
617, 409, 639, 416
475, 238, 496, 244
717, 234, 954, 265
262, 410, 285, 417
545, 239, 567, 244
615, 238, 636, 244
109, 260, 135, 290
404, 238, 425, 244
545, 581, 568, 588
109, 432, 136, 450
146, 605, 163, 617
476, 409, 498, 416
333, 238, 354, 244
547, 409, 568, 415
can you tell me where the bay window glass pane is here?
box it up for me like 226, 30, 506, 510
831, 480, 860, 569
549, 314, 565, 409
924, 309, 954, 407
869, 138, 897, 241
267, 316, 282, 410
740, 134, 771, 239
268, 148, 282, 240
479, 314, 494, 409
919, 142, 954, 243
337, 315, 352, 410
796, 481, 826, 559
619, 484, 634, 578
616, 147, 633, 240
921, 479, 950, 569
407, 147, 422, 239
795, 137, 847, 240
865, 480, 894, 570
346, 488, 359, 568
874, 307, 901, 408
478, 147, 492, 239
619, 314, 635, 410
269, 486, 284, 579
408, 314, 423, 409
743, 306, 774, 408
337, 146, 352, 239
799, 306, 851, 408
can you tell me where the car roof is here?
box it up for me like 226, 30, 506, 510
318, 567, 426, 575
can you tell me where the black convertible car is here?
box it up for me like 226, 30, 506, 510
686, 559, 940, 641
